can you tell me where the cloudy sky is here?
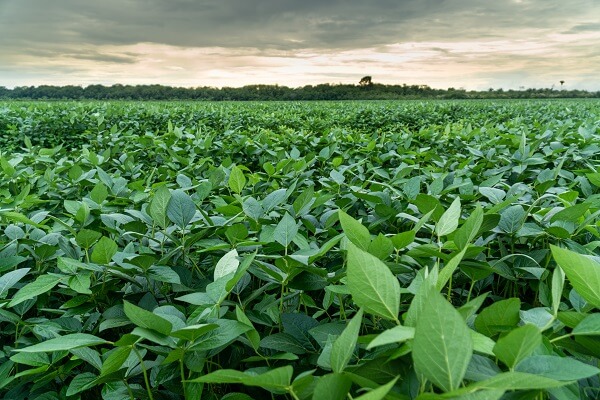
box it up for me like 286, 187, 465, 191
0, 0, 598, 90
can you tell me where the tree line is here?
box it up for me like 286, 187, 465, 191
0, 83, 597, 100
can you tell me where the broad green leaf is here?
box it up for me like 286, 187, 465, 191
0, 268, 30, 299
366, 325, 415, 350
331, 308, 363, 373
0, 210, 44, 228
551, 245, 600, 308
170, 324, 219, 341
515, 355, 600, 381
14, 333, 108, 352
260, 333, 307, 354
147, 266, 181, 284
242, 197, 264, 220
214, 249, 240, 281
474, 298, 520, 337
8, 274, 62, 307
190, 319, 252, 351
346, 243, 400, 321
89, 182, 108, 204
498, 205, 526, 234
391, 230, 415, 250
354, 377, 399, 400
149, 185, 171, 229
101, 347, 132, 376
190, 366, 293, 392
273, 213, 298, 247
492, 324, 541, 368
470, 330, 496, 356
66, 372, 97, 396
572, 313, 600, 336
229, 165, 246, 194
167, 189, 196, 229
586, 172, 600, 187
68, 272, 92, 294
465, 371, 567, 391
339, 209, 371, 251
367, 233, 394, 260
454, 205, 483, 250
413, 293, 473, 392
313, 373, 352, 400
90, 236, 118, 264
550, 203, 590, 223
123, 301, 172, 336
437, 247, 467, 291
435, 197, 461, 237
75, 229, 102, 249
10, 352, 50, 367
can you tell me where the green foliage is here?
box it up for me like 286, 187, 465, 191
0, 99, 599, 399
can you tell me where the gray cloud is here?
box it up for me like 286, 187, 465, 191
1, 0, 596, 50
0, 0, 598, 89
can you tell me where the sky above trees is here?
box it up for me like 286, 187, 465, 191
0, 0, 598, 90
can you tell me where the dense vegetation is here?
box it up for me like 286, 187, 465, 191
0, 100, 599, 400
1, 83, 598, 101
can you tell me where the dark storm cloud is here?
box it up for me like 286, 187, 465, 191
1, 0, 596, 51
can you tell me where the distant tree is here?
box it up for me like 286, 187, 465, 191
359, 76, 373, 86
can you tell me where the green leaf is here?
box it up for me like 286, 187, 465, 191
66, 372, 98, 396
436, 197, 461, 237
551, 245, 600, 308
331, 308, 363, 373
437, 248, 467, 291
214, 249, 240, 281
391, 230, 415, 250
550, 203, 590, 223
75, 229, 102, 249
515, 355, 600, 381
90, 236, 118, 265
89, 182, 108, 204
0, 268, 30, 299
413, 292, 473, 392
492, 324, 541, 368
101, 347, 132, 376
313, 373, 352, 400
355, 377, 399, 400
366, 325, 415, 350
551, 266, 565, 316
167, 189, 196, 229
149, 185, 171, 229
242, 197, 264, 220
0, 210, 44, 228
189, 366, 293, 393
572, 313, 600, 336
147, 266, 181, 284
170, 324, 219, 341
14, 333, 108, 352
123, 301, 172, 336
346, 243, 400, 321
498, 205, 526, 234
68, 272, 92, 294
467, 371, 567, 391
339, 209, 371, 251
474, 298, 520, 337
260, 333, 306, 355
273, 213, 298, 247
454, 205, 483, 250
229, 165, 246, 194
8, 274, 62, 307
368, 233, 394, 260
